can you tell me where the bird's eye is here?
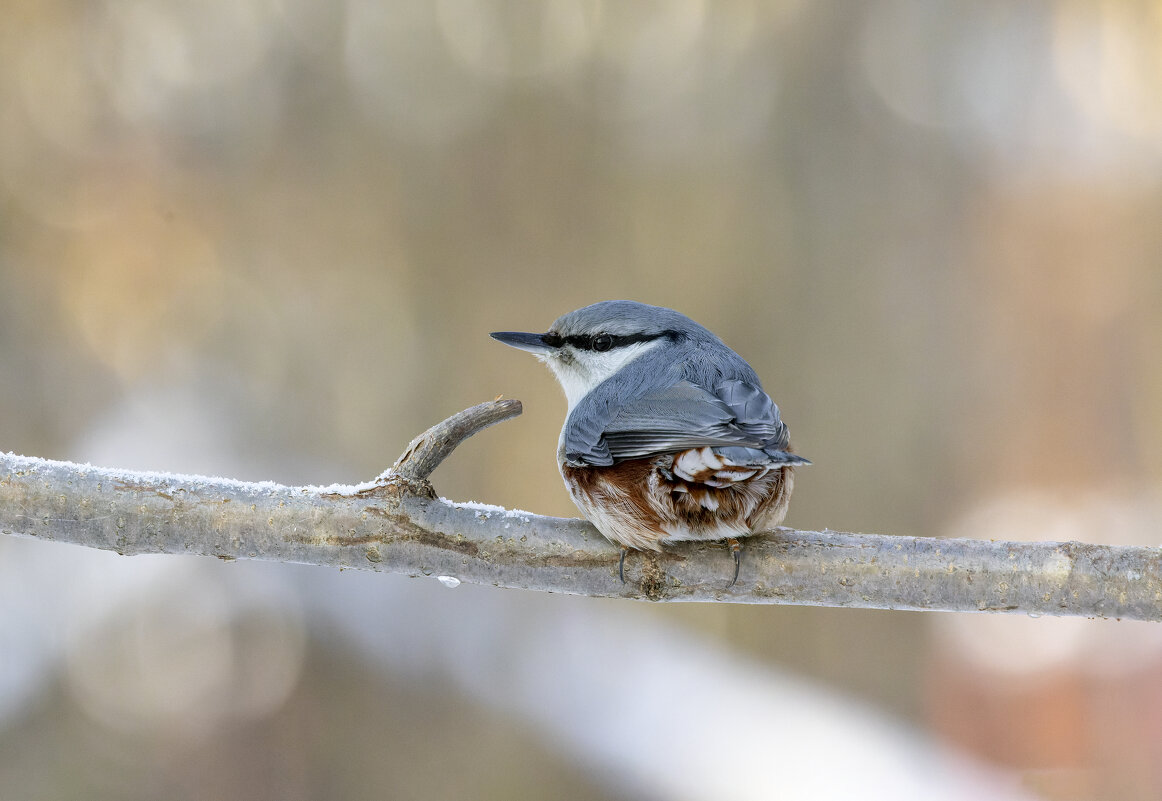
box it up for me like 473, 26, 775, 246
592, 334, 613, 352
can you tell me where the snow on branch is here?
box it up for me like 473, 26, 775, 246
1, 400, 1160, 619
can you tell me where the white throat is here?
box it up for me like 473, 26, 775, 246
545, 340, 661, 411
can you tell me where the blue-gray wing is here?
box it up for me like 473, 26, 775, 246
601, 379, 806, 464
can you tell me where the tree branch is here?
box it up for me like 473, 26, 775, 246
2, 400, 1160, 619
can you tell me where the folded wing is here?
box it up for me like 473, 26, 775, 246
601, 379, 808, 465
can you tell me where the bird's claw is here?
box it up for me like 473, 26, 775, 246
726, 538, 741, 589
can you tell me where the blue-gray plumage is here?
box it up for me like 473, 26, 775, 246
491, 300, 808, 586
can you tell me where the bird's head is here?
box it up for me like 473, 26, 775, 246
491, 300, 708, 410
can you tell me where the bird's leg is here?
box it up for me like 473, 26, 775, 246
618, 548, 629, 584
726, 538, 741, 589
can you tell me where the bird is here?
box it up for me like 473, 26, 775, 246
490, 300, 808, 588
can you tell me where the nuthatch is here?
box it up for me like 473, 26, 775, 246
491, 300, 808, 587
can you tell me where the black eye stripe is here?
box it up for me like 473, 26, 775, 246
547, 329, 682, 351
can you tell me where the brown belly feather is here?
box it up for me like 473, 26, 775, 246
560, 451, 794, 551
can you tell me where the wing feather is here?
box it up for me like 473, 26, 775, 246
601, 379, 803, 462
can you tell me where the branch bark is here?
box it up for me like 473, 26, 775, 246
2, 400, 1160, 619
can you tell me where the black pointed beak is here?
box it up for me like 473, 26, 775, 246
489, 331, 555, 354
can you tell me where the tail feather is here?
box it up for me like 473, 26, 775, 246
714, 445, 811, 467
763, 449, 811, 466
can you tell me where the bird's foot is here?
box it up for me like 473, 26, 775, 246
618, 548, 629, 584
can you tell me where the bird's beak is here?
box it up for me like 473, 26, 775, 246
489, 331, 555, 354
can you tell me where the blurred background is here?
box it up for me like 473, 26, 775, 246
3, 0, 1162, 798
